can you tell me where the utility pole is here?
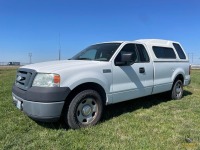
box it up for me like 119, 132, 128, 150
29, 53, 32, 64
188, 53, 193, 64
192, 53, 193, 63
58, 33, 61, 60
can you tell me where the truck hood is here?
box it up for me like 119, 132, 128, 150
21, 60, 101, 73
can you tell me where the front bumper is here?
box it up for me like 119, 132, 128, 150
12, 85, 71, 122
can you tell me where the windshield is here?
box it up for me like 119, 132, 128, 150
71, 43, 121, 61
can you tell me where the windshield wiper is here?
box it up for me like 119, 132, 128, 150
77, 58, 92, 60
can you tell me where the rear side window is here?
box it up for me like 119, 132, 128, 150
153, 46, 176, 59
173, 43, 186, 59
136, 44, 150, 62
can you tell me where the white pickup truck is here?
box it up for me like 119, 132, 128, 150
12, 39, 191, 129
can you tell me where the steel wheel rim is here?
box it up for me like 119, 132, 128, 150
76, 97, 98, 125
175, 81, 183, 98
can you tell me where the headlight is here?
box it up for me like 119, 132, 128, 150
32, 73, 60, 87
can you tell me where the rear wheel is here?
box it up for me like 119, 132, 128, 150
65, 90, 103, 129
171, 80, 183, 100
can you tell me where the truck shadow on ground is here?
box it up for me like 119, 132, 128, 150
102, 90, 192, 122
36, 90, 192, 130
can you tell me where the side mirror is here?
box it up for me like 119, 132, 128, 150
115, 52, 134, 66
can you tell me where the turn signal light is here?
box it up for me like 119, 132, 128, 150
54, 75, 60, 83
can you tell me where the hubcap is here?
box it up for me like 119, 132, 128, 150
76, 98, 98, 124
82, 105, 92, 116
176, 86, 181, 93
175, 81, 182, 98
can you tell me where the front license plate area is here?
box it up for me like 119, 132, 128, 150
16, 100, 22, 110
13, 94, 23, 110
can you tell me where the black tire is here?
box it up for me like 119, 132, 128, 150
65, 90, 103, 129
171, 80, 183, 100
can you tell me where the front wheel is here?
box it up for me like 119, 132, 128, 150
65, 90, 103, 129
171, 80, 183, 100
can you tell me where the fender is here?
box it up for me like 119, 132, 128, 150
61, 71, 112, 94
171, 67, 185, 83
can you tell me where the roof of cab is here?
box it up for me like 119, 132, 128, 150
98, 39, 179, 46
135, 39, 177, 45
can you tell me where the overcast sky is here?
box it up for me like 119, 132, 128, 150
0, 0, 200, 64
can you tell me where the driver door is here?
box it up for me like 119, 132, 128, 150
112, 43, 153, 103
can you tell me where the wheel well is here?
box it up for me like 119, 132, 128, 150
174, 74, 184, 83
64, 82, 107, 106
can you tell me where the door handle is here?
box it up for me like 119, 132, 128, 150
139, 67, 145, 73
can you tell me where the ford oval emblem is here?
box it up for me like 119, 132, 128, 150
17, 76, 22, 81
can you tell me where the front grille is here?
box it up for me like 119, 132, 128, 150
15, 68, 37, 90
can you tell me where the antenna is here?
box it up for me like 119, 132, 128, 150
58, 33, 61, 60
29, 53, 32, 64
